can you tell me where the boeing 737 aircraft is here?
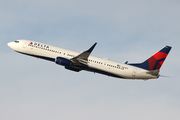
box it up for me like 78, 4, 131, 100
8, 40, 171, 80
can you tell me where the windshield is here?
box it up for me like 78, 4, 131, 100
15, 41, 19, 43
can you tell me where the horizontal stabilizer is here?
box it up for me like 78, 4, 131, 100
146, 70, 159, 76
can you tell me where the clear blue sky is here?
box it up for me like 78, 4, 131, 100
1, 0, 180, 120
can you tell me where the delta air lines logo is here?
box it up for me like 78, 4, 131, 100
29, 42, 49, 49
148, 52, 168, 71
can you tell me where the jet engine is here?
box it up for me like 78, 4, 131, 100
55, 57, 71, 66
55, 57, 81, 72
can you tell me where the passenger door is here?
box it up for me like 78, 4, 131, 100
23, 42, 26, 48
132, 68, 136, 77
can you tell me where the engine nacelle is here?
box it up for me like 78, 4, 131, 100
55, 57, 71, 66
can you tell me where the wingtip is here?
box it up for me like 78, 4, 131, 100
87, 42, 97, 53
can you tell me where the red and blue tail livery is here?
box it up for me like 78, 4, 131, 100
129, 46, 171, 71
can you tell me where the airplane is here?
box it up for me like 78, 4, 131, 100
7, 40, 172, 80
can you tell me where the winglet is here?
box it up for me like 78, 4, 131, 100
87, 42, 97, 53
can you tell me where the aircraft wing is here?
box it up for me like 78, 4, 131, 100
71, 43, 97, 66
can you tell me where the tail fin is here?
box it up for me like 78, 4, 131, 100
129, 46, 172, 71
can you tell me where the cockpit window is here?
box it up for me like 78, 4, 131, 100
15, 41, 19, 43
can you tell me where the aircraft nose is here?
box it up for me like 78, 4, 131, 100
7, 42, 13, 49
7, 42, 13, 48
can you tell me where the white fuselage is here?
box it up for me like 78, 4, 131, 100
8, 40, 158, 80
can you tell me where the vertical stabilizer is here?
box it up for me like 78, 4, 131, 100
129, 46, 172, 71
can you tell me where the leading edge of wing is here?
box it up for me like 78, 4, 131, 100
70, 42, 97, 65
